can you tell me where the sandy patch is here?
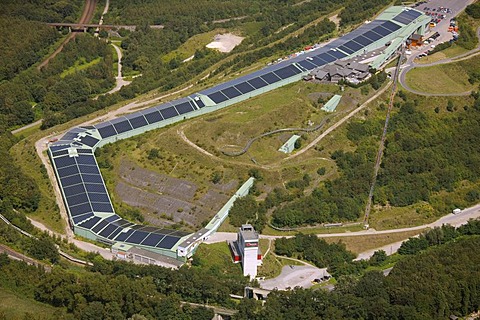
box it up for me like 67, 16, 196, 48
206, 33, 244, 53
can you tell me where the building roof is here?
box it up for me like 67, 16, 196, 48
240, 224, 259, 241
322, 95, 342, 112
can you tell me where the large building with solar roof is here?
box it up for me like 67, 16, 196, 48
48, 6, 430, 263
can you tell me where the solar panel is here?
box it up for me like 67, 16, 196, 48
66, 193, 89, 206
309, 56, 328, 67
353, 35, 373, 47
92, 219, 109, 233
235, 82, 256, 94
88, 192, 110, 203
175, 102, 194, 115
91, 202, 114, 213
61, 174, 82, 187
52, 150, 69, 157
393, 15, 412, 25
128, 115, 148, 129
57, 165, 79, 178
54, 156, 76, 169
274, 65, 301, 80
160, 106, 179, 119
318, 53, 337, 63
107, 227, 123, 239
343, 40, 363, 53
248, 77, 268, 89
79, 135, 99, 147
77, 149, 92, 154
105, 214, 121, 222
382, 21, 401, 32
141, 233, 165, 246
63, 184, 86, 197
85, 183, 107, 193
372, 26, 390, 37
97, 125, 117, 139
297, 60, 317, 70
260, 72, 281, 84
337, 45, 355, 54
50, 145, 69, 152
78, 216, 101, 229
169, 230, 190, 237
195, 99, 205, 108
207, 91, 229, 104
114, 229, 135, 241
81, 174, 103, 184
363, 30, 383, 42
328, 50, 347, 59
113, 120, 133, 134
69, 203, 92, 216
72, 212, 94, 224
76, 155, 96, 166
113, 219, 134, 228
99, 223, 118, 238
125, 230, 149, 244
219, 87, 241, 99
78, 165, 100, 174
156, 235, 179, 249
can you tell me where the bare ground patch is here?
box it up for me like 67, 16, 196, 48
115, 158, 236, 229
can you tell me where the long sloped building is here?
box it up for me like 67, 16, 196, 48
48, 6, 430, 262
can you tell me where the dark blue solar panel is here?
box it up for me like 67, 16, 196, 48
353, 35, 373, 47
208, 91, 229, 104
318, 53, 336, 63
92, 219, 109, 233
106, 214, 121, 222
274, 65, 301, 80
194, 98, 205, 108
343, 40, 363, 52
113, 120, 133, 134
156, 236, 179, 249
337, 45, 355, 54
235, 82, 256, 94
114, 229, 135, 242
382, 21, 401, 32
76, 155, 96, 166
160, 106, 179, 119
98, 125, 117, 138
78, 216, 101, 229
328, 50, 347, 59
88, 192, 110, 203
393, 16, 411, 25
260, 72, 281, 84
91, 202, 114, 213
53, 150, 69, 157
99, 224, 118, 238
77, 149, 92, 154
144, 111, 163, 124
129, 115, 148, 129
66, 193, 89, 206
125, 231, 149, 244
298, 60, 317, 70
78, 165, 100, 174
69, 203, 92, 216
57, 165, 79, 178
372, 26, 390, 37
221, 87, 242, 99
107, 227, 123, 239
63, 184, 86, 197
80, 135, 99, 147
72, 212, 94, 224
141, 233, 164, 246
248, 77, 268, 89
85, 183, 107, 193
81, 174, 103, 184
50, 145, 69, 152
363, 30, 383, 42
113, 219, 133, 228
61, 174, 82, 187
175, 102, 194, 115
54, 156, 76, 168
309, 56, 328, 67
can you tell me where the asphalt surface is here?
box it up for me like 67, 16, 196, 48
260, 265, 329, 291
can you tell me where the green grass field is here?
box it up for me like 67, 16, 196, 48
60, 57, 101, 78
0, 287, 64, 319
416, 45, 469, 64
405, 55, 479, 94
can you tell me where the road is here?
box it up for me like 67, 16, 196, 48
10, 119, 43, 135
38, 0, 98, 70
398, 0, 480, 96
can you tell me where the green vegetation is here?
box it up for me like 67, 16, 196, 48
60, 57, 102, 78
338, 0, 390, 26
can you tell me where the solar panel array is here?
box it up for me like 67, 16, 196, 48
48, 7, 425, 257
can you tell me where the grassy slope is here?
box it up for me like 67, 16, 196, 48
0, 287, 64, 319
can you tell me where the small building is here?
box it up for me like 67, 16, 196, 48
409, 33, 423, 46
228, 224, 262, 280
278, 134, 301, 153
111, 243, 183, 268
322, 95, 342, 112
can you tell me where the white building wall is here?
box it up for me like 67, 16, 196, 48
242, 246, 258, 280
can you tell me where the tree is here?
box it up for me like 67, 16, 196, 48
369, 250, 387, 266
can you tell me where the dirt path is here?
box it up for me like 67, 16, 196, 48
37, 0, 98, 70
101, 43, 131, 96
10, 119, 42, 135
